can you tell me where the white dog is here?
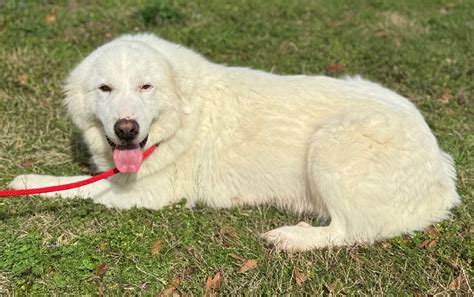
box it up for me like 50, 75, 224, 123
10, 34, 459, 251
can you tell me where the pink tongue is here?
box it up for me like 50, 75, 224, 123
112, 148, 144, 173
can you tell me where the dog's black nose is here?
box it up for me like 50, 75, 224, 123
114, 119, 139, 141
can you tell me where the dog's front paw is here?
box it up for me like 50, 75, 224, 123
9, 174, 38, 189
8, 174, 60, 197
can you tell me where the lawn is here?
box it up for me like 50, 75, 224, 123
0, 0, 472, 295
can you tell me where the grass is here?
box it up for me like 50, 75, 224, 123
0, 0, 472, 295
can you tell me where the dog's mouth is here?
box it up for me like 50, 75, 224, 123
106, 135, 148, 150
106, 135, 149, 173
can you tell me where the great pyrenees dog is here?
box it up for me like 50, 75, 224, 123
10, 34, 459, 251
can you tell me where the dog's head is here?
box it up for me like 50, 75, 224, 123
64, 37, 186, 173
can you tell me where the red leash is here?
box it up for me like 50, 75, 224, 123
1, 145, 157, 197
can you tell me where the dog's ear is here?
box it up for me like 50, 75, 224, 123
158, 60, 193, 116
63, 62, 96, 131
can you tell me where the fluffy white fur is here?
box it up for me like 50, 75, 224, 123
10, 34, 460, 251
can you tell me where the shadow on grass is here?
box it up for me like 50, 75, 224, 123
69, 129, 94, 174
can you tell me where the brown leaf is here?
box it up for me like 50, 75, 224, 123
221, 225, 238, 238
96, 263, 108, 278
204, 271, 221, 296
151, 240, 161, 256
228, 253, 245, 262
238, 259, 258, 273
98, 282, 105, 296
204, 272, 221, 296
440, 89, 451, 104
424, 226, 440, 237
419, 239, 437, 249
159, 276, 180, 296
19, 158, 35, 169
293, 269, 305, 288
427, 239, 437, 248
45, 15, 57, 23
325, 282, 337, 293
327, 63, 345, 74
18, 74, 28, 85
469, 226, 474, 233
98, 242, 107, 252
448, 274, 463, 291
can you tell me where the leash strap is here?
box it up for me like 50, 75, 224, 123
1, 145, 157, 197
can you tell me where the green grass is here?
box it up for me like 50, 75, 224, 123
0, 0, 473, 295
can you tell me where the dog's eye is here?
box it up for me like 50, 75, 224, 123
99, 85, 112, 92
140, 84, 153, 91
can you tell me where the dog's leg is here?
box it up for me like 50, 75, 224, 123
8, 174, 112, 200
9, 173, 179, 210
262, 111, 458, 251
261, 221, 346, 251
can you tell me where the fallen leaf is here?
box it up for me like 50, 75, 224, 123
440, 89, 451, 104
427, 239, 437, 248
98, 282, 105, 296
204, 272, 221, 296
238, 259, 258, 273
448, 274, 463, 291
96, 263, 108, 278
325, 282, 337, 293
221, 225, 238, 238
159, 276, 180, 296
228, 253, 245, 262
151, 240, 161, 256
98, 242, 107, 252
19, 158, 35, 168
327, 63, 345, 74
18, 74, 28, 85
469, 226, 474, 233
424, 226, 440, 237
419, 239, 437, 249
293, 269, 305, 288
45, 15, 56, 23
